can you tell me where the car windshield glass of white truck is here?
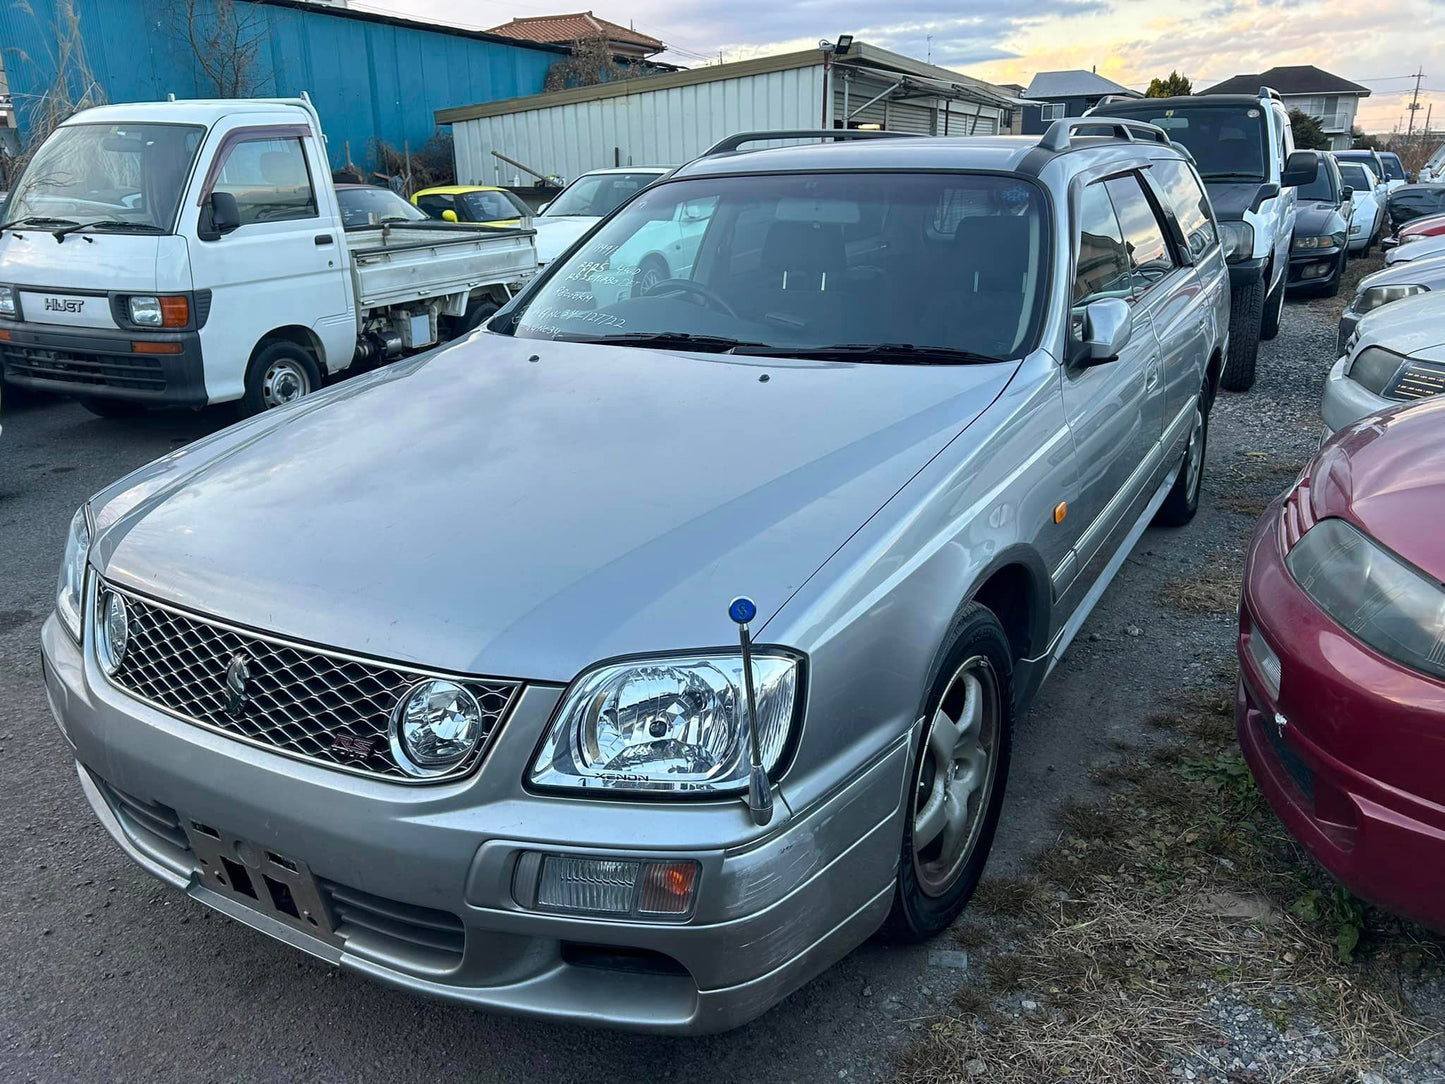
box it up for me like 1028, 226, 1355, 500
1117, 104, 1268, 184
506, 171, 1051, 363
3, 122, 206, 234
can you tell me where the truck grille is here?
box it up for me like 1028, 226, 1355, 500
102, 585, 520, 783
1, 345, 167, 390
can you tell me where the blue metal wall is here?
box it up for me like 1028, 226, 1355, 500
0, 0, 559, 168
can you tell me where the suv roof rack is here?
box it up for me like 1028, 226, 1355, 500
1038, 116, 1172, 152
699, 129, 921, 157
1259, 86, 1283, 102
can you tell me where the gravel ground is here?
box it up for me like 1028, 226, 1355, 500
2, 254, 1440, 1082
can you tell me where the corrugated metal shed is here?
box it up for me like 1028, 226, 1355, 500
0, 0, 561, 168
439, 43, 1015, 183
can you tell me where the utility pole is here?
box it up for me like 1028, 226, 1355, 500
1406, 66, 1425, 138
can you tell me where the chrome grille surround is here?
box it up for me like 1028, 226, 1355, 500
97, 582, 520, 784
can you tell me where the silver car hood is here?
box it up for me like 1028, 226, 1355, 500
1355, 289, 1445, 359
98, 335, 1016, 681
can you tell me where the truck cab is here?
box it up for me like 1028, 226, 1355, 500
0, 97, 534, 416
1091, 88, 1319, 391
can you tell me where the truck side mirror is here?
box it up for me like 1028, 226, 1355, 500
442, 209, 459, 223
1282, 151, 1320, 188
199, 191, 241, 241
1077, 298, 1132, 366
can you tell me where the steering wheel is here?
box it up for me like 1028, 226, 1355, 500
643, 277, 739, 318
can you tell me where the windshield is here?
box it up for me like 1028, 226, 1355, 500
337, 186, 428, 226
1337, 163, 1372, 190
1108, 104, 1267, 182
506, 172, 1050, 361
3, 122, 204, 231
542, 171, 663, 218
459, 189, 530, 221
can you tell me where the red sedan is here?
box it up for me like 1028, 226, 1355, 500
1238, 395, 1445, 930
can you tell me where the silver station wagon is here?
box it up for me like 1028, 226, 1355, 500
43, 122, 1228, 1033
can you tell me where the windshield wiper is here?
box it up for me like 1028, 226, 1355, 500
54, 219, 164, 240
738, 342, 1010, 365
3, 215, 79, 233
552, 331, 774, 354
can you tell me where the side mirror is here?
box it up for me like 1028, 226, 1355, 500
1282, 151, 1319, 188
1340, 185, 1354, 202
198, 190, 240, 241
442, 209, 459, 223
1078, 298, 1132, 365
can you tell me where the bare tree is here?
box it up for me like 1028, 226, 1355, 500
6, 0, 108, 174
167, 0, 265, 98
544, 35, 644, 93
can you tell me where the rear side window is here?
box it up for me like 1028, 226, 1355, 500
1150, 159, 1217, 258
212, 137, 317, 225
1104, 174, 1177, 295
1073, 182, 1131, 304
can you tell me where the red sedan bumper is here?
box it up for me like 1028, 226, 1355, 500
1237, 499, 1445, 931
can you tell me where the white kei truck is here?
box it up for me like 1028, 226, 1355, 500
0, 96, 536, 417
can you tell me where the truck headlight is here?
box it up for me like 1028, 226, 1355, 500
1219, 222, 1254, 261
1356, 283, 1427, 313
55, 506, 91, 642
127, 295, 189, 328
1347, 346, 1407, 395
0, 285, 16, 318
128, 296, 163, 326
529, 653, 801, 795
1288, 518, 1445, 681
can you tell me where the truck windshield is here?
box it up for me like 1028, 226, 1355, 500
1109, 104, 1267, 182
3, 122, 205, 232
506, 172, 1050, 362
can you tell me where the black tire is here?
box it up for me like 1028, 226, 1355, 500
883, 603, 1013, 942
1259, 274, 1285, 341
448, 297, 500, 339
1221, 278, 1265, 392
241, 341, 321, 418
77, 397, 146, 419
631, 255, 670, 299
1154, 397, 1209, 527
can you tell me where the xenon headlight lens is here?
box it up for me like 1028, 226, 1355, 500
1287, 518, 1445, 681
1219, 221, 1254, 261
530, 653, 800, 795
390, 678, 486, 776
1356, 283, 1427, 313
97, 590, 129, 676
1347, 345, 1407, 395
55, 505, 91, 642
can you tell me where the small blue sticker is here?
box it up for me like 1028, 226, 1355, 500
728, 596, 757, 624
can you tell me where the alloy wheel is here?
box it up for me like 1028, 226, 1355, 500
1184, 407, 1205, 501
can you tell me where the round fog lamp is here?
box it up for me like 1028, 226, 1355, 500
98, 591, 129, 676
391, 679, 485, 775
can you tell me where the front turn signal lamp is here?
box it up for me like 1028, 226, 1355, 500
512, 852, 700, 919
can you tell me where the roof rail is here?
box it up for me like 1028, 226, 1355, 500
1038, 116, 1172, 152
700, 129, 921, 157
1259, 86, 1283, 103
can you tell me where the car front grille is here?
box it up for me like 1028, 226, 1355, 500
1, 345, 167, 390
102, 584, 520, 783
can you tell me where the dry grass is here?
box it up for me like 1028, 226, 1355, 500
896, 685, 1441, 1084
1158, 561, 1241, 616
1215, 491, 1273, 519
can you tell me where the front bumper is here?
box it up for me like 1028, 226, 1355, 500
1335, 309, 1362, 357
41, 613, 907, 1034
1287, 248, 1342, 287
0, 320, 206, 406
1236, 505, 1445, 931
1320, 356, 1391, 436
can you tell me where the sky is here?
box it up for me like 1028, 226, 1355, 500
366, 0, 1441, 135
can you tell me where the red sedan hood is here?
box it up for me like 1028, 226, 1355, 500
1314, 396, 1445, 579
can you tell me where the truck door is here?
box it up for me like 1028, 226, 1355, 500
187, 123, 349, 402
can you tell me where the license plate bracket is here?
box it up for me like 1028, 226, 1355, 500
182, 820, 341, 946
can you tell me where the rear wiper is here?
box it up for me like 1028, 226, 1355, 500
554, 331, 774, 353
738, 342, 1010, 365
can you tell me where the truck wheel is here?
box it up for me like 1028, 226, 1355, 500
448, 298, 500, 339
242, 342, 320, 417
78, 397, 146, 419
1221, 279, 1265, 392
1154, 398, 1208, 527
1259, 274, 1286, 341
883, 604, 1012, 942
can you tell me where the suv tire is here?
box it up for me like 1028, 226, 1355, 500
1221, 279, 1265, 392
883, 603, 1013, 942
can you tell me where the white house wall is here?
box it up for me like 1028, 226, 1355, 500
453, 65, 827, 184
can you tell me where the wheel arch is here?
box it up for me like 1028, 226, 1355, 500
250, 325, 325, 371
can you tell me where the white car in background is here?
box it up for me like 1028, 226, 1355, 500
1334, 159, 1385, 254
1322, 290, 1445, 436
532, 167, 668, 265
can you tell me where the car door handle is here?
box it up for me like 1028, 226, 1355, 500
314, 234, 333, 246
1145, 367, 1161, 392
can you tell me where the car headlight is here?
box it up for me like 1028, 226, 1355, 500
1287, 518, 1445, 681
529, 653, 801, 795
0, 285, 16, 318
1347, 345, 1407, 395
126, 295, 189, 328
127, 296, 163, 327
55, 505, 91, 642
1219, 221, 1254, 261
1356, 283, 1427, 313
1292, 234, 1337, 251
